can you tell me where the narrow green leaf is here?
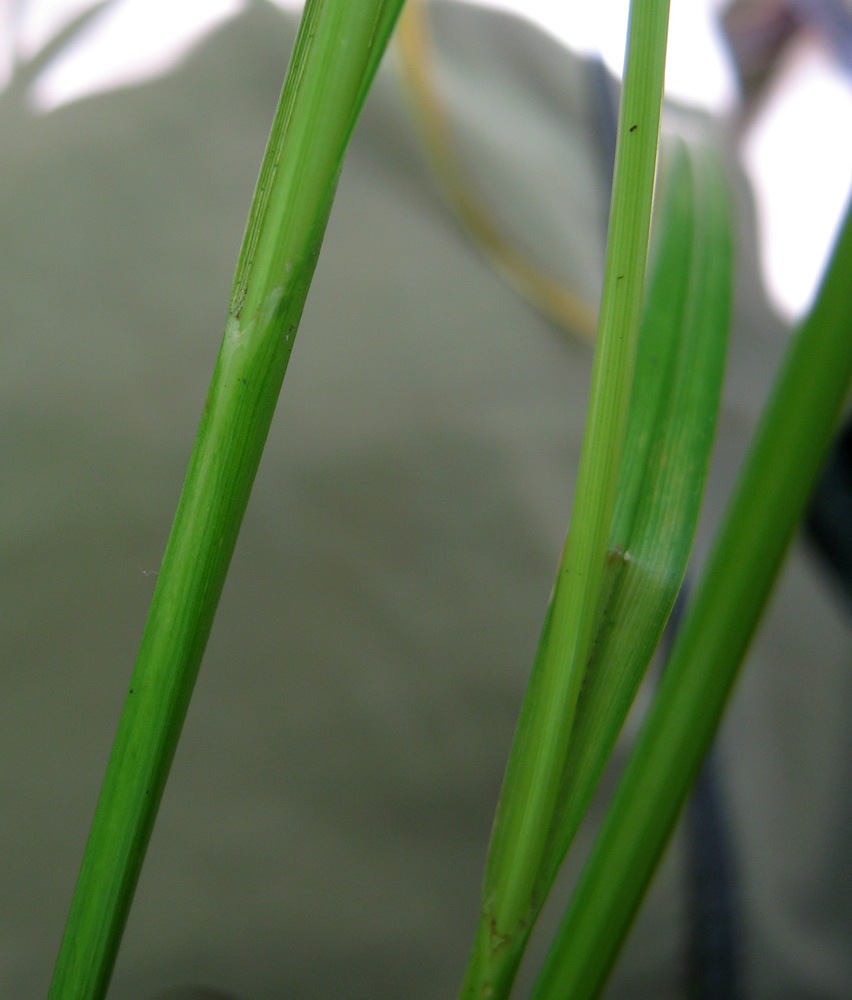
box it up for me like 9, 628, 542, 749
541, 139, 734, 887
458, 3, 671, 998
530, 186, 852, 1000
459, 136, 734, 1000
48, 5, 405, 1000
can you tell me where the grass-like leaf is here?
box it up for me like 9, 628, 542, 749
529, 185, 852, 1000
459, 132, 733, 1000
47, 4, 404, 1000
541, 138, 734, 884
458, 3, 671, 997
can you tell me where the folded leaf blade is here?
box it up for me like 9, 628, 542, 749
541, 139, 735, 892
531, 163, 852, 1000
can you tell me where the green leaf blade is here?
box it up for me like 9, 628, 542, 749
530, 181, 852, 1000
540, 138, 735, 885
460, 135, 735, 1000
458, 4, 671, 997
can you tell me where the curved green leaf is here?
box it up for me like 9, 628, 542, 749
531, 181, 852, 1000
541, 139, 734, 890
458, 9, 672, 996
459, 134, 734, 1000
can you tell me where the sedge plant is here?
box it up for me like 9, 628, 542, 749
46, 1, 852, 1000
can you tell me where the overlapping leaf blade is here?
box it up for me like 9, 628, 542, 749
458, 5, 672, 997
530, 172, 852, 1000
540, 139, 734, 891
459, 136, 734, 1000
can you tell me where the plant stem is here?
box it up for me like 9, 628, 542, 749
48, 4, 404, 1000
459, 2, 670, 997
538, 138, 734, 899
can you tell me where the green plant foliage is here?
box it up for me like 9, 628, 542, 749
530, 184, 852, 1000
45, 1, 852, 998
458, 128, 734, 1000
47, 4, 405, 1000
544, 136, 734, 879
456, 2, 671, 996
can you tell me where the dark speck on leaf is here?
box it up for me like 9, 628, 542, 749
629, 124, 637, 132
